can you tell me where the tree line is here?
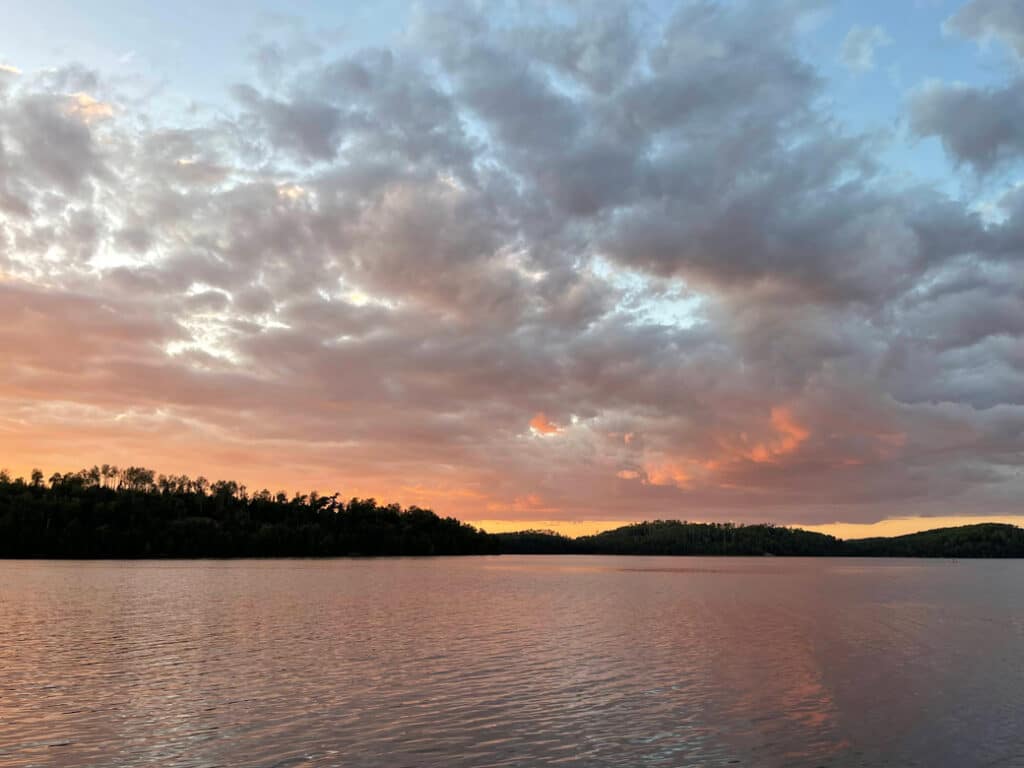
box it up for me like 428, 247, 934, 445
495, 521, 1024, 558
1, 465, 1022, 558
495, 520, 845, 556
0, 465, 496, 557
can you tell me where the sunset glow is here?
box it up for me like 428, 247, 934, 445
7, 5, 1024, 768
2, 0, 1023, 534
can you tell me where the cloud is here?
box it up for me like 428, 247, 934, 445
947, 0, 1024, 60
1, 0, 1023, 528
529, 412, 562, 435
67, 92, 114, 123
839, 25, 892, 72
231, 84, 343, 161
912, 0, 1024, 174
748, 407, 810, 463
909, 79, 1024, 173
1, 92, 108, 200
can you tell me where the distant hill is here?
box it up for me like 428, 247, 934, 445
841, 523, 1024, 558
495, 521, 1024, 558
496, 521, 843, 556
1, 466, 1021, 557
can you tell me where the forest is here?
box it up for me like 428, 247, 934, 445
495, 521, 1024, 557
497, 520, 845, 556
0, 465, 496, 557
1, 465, 1022, 558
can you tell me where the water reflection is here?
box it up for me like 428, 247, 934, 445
2, 557, 1023, 767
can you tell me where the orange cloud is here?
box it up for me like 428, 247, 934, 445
529, 412, 561, 435
747, 406, 809, 463
629, 407, 810, 491
397, 483, 490, 505
484, 493, 562, 516
643, 458, 692, 489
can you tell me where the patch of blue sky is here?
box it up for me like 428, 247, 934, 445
808, 0, 1019, 198
1, 0, 404, 101
592, 256, 705, 329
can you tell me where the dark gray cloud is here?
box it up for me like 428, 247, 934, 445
909, 80, 1024, 173
947, 0, 1024, 60
910, 0, 1024, 173
232, 85, 344, 161
509, 5, 640, 94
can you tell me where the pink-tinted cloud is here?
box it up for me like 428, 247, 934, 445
1, 4, 1023, 531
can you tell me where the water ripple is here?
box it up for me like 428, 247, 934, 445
2, 557, 1024, 767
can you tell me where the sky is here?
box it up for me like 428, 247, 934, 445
1, 0, 1023, 537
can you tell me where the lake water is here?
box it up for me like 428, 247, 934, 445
2, 557, 1023, 767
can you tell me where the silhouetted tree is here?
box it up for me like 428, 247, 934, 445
0, 464, 496, 558
1, 466, 1020, 558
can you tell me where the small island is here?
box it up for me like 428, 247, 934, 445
2, 465, 1022, 558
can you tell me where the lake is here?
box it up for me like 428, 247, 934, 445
2, 557, 1022, 767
